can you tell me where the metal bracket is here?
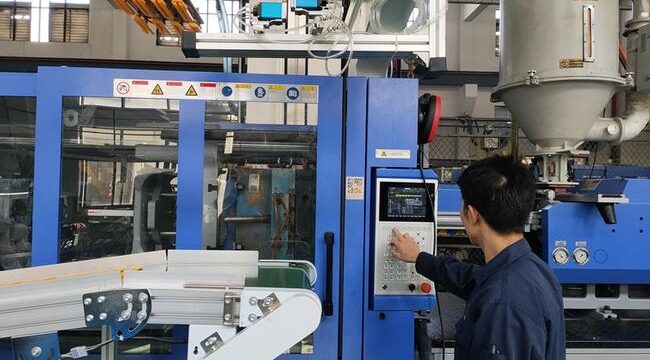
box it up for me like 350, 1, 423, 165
257, 293, 281, 315
223, 292, 240, 326
525, 70, 540, 86
625, 71, 636, 88
82, 289, 151, 341
200, 330, 225, 355
596, 306, 618, 320
11, 334, 60, 360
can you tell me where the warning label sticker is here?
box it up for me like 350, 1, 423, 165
113, 79, 319, 103
151, 84, 164, 95
113, 79, 218, 100
346, 177, 365, 200
185, 85, 198, 97
375, 149, 411, 159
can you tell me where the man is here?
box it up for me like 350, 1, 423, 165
391, 155, 565, 359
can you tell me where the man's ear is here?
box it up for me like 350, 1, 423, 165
466, 204, 481, 225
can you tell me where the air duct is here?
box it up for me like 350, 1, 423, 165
586, 93, 650, 143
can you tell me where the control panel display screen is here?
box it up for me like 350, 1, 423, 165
379, 182, 434, 222
387, 187, 427, 219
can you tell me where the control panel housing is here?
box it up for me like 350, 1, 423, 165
371, 169, 437, 310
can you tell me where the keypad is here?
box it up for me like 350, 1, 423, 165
375, 223, 434, 295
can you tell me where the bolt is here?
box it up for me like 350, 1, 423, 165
83, 298, 92, 306
249, 297, 258, 306
263, 297, 274, 307
120, 310, 131, 320
248, 314, 257, 322
86, 314, 94, 322
31, 346, 42, 357
224, 313, 232, 322
137, 311, 147, 320
123, 293, 133, 303
138, 293, 149, 303
97, 296, 106, 303
99, 313, 108, 321
607, 124, 619, 135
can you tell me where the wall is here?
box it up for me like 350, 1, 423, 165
0, 0, 201, 62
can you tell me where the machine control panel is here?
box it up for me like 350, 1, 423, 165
373, 176, 437, 296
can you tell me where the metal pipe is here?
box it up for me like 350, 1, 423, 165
586, 93, 650, 143
438, 212, 464, 230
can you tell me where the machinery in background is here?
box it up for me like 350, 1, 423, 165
430, 1, 650, 355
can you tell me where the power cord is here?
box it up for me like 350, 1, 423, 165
418, 147, 445, 360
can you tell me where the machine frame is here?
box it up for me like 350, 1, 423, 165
1, 67, 344, 360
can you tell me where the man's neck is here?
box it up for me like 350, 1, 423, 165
481, 232, 524, 263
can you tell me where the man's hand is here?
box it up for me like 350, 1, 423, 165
390, 228, 421, 263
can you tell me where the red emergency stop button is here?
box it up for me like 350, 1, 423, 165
420, 282, 432, 294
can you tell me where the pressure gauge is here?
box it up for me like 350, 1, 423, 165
552, 247, 569, 265
573, 247, 590, 265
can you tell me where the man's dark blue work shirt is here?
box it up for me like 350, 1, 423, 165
416, 239, 565, 360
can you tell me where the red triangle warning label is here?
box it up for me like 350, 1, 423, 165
185, 85, 198, 97
152, 84, 164, 95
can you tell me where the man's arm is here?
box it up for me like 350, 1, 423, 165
415, 252, 479, 300
390, 228, 479, 300
470, 303, 546, 360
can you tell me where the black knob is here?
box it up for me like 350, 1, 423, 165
408, 283, 416, 292
379, 312, 386, 320
382, 285, 388, 290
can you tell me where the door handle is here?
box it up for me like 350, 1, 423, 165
323, 231, 335, 317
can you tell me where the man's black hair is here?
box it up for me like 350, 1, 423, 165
457, 155, 536, 234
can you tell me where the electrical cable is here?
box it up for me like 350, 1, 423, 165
588, 143, 599, 180
59, 339, 116, 359
234, 0, 353, 76
233, 0, 448, 77
417, 147, 445, 360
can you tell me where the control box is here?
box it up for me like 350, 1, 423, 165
371, 169, 437, 310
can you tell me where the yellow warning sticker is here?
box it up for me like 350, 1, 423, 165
301, 85, 317, 92
375, 149, 411, 159
236, 84, 252, 89
151, 84, 164, 95
185, 85, 198, 97
269, 85, 285, 91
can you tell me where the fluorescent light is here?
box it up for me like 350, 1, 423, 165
160, 36, 179, 42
